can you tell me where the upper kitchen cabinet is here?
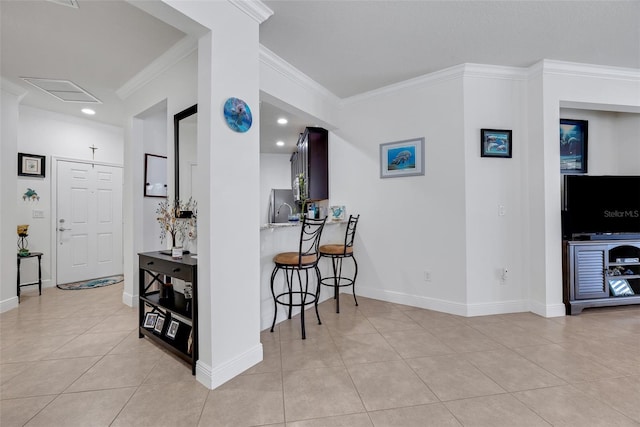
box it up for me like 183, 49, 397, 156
291, 127, 328, 202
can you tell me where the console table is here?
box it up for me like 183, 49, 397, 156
138, 251, 198, 374
17, 252, 43, 302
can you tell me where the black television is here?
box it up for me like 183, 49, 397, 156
563, 175, 640, 239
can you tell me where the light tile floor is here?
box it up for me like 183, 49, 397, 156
2, 283, 639, 426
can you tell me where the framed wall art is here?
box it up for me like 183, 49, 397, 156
18, 153, 46, 178
560, 119, 588, 174
379, 137, 425, 178
144, 153, 168, 198
480, 129, 512, 158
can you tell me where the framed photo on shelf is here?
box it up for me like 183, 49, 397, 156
560, 119, 588, 173
480, 129, 512, 158
153, 315, 165, 333
143, 312, 158, 329
379, 137, 425, 178
18, 153, 46, 178
166, 319, 179, 339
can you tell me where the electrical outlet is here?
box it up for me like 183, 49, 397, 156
501, 267, 508, 282
424, 270, 431, 282
498, 205, 506, 216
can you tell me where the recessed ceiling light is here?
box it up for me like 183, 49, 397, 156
276, 140, 285, 147
81, 108, 96, 115
277, 117, 288, 125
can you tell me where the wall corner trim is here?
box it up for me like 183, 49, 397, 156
196, 343, 263, 389
116, 36, 198, 100
228, 0, 273, 24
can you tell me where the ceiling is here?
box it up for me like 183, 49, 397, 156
2, 1, 639, 153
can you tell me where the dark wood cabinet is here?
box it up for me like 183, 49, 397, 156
291, 127, 328, 202
564, 240, 640, 314
138, 251, 198, 374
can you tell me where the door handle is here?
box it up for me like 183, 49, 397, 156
58, 227, 72, 231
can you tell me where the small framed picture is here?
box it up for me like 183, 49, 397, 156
329, 206, 346, 221
18, 153, 46, 178
166, 320, 179, 339
379, 137, 425, 178
481, 129, 512, 158
153, 315, 165, 333
143, 312, 158, 329
560, 119, 588, 174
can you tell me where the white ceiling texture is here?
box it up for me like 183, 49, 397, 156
2, 1, 639, 154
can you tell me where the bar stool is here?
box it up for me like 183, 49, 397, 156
320, 214, 360, 313
270, 216, 327, 339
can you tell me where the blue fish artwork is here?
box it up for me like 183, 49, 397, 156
387, 146, 416, 170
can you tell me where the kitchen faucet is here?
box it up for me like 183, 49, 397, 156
276, 202, 293, 217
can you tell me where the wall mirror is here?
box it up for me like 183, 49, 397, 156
174, 104, 198, 202
144, 153, 168, 197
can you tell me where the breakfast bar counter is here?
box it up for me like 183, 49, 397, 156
259, 220, 350, 329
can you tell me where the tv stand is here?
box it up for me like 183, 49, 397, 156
572, 233, 640, 241
563, 239, 640, 314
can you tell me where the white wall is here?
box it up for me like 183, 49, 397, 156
16, 106, 124, 287
332, 71, 469, 314
259, 153, 291, 223
139, 101, 169, 252
1, 84, 22, 312
122, 49, 198, 307
463, 68, 528, 313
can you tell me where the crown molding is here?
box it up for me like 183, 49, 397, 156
228, 0, 273, 24
463, 63, 528, 81
259, 44, 340, 104
116, 36, 198, 100
341, 64, 466, 106
1, 78, 28, 102
538, 59, 640, 81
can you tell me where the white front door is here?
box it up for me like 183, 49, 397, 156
57, 160, 123, 284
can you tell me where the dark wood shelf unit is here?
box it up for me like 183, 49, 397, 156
138, 251, 198, 374
563, 240, 640, 314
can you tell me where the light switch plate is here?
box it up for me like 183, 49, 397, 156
32, 209, 45, 218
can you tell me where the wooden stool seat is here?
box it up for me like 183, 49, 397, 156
273, 252, 318, 266
320, 244, 353, 255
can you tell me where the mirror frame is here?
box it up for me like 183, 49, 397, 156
174, 104, 198, 201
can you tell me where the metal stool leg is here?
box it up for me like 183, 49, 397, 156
314, 265, 322, 325
270, 266, 279, 333
298, 269, 306, 339
352, 255, 359, 306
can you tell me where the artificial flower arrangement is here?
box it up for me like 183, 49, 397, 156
156, 198, 197, 248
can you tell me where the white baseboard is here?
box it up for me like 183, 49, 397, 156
0, 296, 19, 313
196, 343, 263, 390
529, 300, 566, 318
357, 286, 469, 316
122, 291, 137, 307
356, 285, 559, 317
